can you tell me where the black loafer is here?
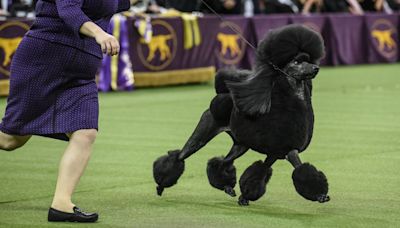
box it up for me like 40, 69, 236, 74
48, 206, 99, 223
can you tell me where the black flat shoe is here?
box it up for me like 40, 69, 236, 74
48, 206, 99, 223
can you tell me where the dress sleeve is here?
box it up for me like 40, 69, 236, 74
56, 0, 92, 37
117, 0, 131, 13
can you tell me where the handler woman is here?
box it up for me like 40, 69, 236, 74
0, 0, 136, 223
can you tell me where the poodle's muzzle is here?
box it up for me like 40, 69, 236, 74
299, 64, 319, 80
285, 62, 320, 81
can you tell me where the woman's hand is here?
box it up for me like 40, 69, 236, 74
94, 31, 120, 56
80, 21, 120, 56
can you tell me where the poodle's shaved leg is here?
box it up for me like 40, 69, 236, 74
178, 109, 223, 161
223, 132, 248, 164
264, 156, 278, 167
217, 144, 248, 196
286, 150, 302, 168
223, 144, 249, 164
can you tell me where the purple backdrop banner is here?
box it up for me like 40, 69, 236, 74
252, 15, 290, 41
0, 14, 399, 93
126, 16, 219, 72
329, 14, 367, 65
365, 14, 399, 63
213, 16, 254, 69
123, 13, 400, 74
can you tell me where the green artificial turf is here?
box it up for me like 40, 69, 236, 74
0, 64, 399, 227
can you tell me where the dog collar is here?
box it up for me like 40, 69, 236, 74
268, 61, 292, 78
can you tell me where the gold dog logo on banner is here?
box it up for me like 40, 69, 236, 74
371, 19, 397, 59
0, 21, 30, 77
0, 37, 22, 66
216, 21, 246, 65
217, 33, 240, 57
140, 35, 173, 62
138, 20, 177, 71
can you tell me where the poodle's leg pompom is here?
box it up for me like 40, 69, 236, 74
206, 156, 237, 197
153, 150, 185, 196
292, 163, 330, 203
238, 161, 273, 206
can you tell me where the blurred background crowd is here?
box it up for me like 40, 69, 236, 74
1, 0, 399, 18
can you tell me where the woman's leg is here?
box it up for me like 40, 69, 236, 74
0, 131, 31, 151
51, 129, 97, 212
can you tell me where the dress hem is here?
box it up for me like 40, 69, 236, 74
0, 125, 99, 141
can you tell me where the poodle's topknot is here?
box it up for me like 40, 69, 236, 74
256, 24, 325, 68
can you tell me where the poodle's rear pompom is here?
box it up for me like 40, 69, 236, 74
238, 161, 273, 206
257, 24, 325, 68
207, 156, 237, 197
153, 150, 185, 196
292, 163, 330, 203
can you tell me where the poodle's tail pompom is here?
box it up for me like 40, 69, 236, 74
153, 150, 185, 196
214, 69, 251, 94
292, 163, 330, 203
207, 156, 237, 197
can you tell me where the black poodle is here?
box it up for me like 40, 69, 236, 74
153, 24, 330, 206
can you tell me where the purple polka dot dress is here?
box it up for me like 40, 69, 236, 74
0, 0, 131, 141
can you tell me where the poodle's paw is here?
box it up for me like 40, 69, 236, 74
239, 161, 273, 203
292, 163, 329, 202
224, 186, 236, 197
153, 150, 185, 196
317, 194, 330, 203
238, 195, 249, 206
206, 156, 237, 197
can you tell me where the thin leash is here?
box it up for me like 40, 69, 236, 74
158, 0, 256, 50
161, 0, 288, 76
198, 0, 291, 77
268, 61, 291, 78
199, 0, 257, 51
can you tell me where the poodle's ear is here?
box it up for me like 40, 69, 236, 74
226, 68, 273, 116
